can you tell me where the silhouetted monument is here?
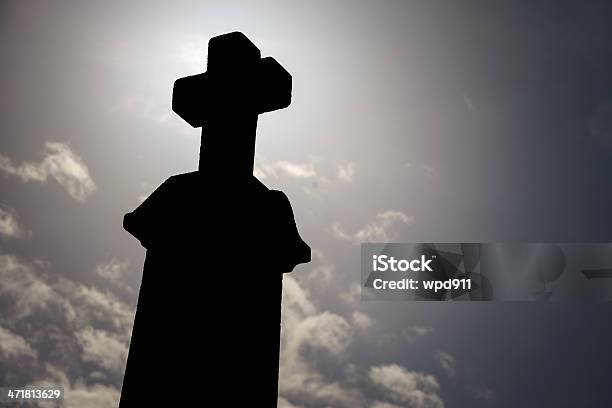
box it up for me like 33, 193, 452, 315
119, 32, 311, 407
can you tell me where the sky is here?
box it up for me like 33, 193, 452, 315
1, 0, 612, 407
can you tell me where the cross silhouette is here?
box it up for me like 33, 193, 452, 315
173, 31, 292, 174
120, 32, 310, 407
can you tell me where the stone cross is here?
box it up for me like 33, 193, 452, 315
119, 32, 310, 408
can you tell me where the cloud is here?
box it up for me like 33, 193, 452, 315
463, 93, 475, 111
274, 161, 318, 179
38, 365, 121, 408
0, 325, 37, 359
0, 254, 63, 320
0, 206, 25, 238
255, 157, 359, 195
280, 275, 445, 408
402, 326, 434, 344
434, 351, 456, 377
253, 163, 268, 180
337, 162, 356, 182
63, 384, 121, 408
307, 249, 334, 285
58, 281, 134, 341
340, 282, 362, 304
474, 386, 495, 402
281, 275, 317, 322
370, 402, 403, 408
352, 312, 374, 331
0, 254, 134, 389
95, 258, 129, 284
254, 158, 332, 195
298, 312, 353, 355
405, 162, 436, 177
0, 142, 96, 201
368, 325, 434, 350
280, 276, 362, 407
256, 160, 318, 180
76, 327, 129, 377
95, 258, 135, 297
278, 397, 304, 408
332, 210, 414, 244
369, 364, 444, 408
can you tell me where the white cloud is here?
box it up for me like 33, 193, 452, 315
370, 402, 403, 408
402, 326, 434, 343
95, 258, 129, 284
352, 312, 374, 331
63, 384, 121, 408
337, 162, 356, 182
281, 275, 317, 324
0, 254, 63, 320
408, 326, 433, 336
434, 351, 456, 377
0, 254, 134, 381
57, 281, 134, 341
256, 160, 317, 180
332, 210, 414, 244
369, 364, 444, 408
0, 142, 96, 201
0, 254, 134, 336
254, 157, 359, 195
274, 161, 318, 179
279, 276, 362, 408
76, 327, 129, 377
0, 325, 37, 359
0, 206, 25, 238
298, 312, 353, 355
95, 258, 135, 297
254, 158, 332, 195
0, 254, 135, 406
278, 397, 304, 408
307, 249, 334, 285
38, 366, 121, 408
253, 163, 268, 179
279, 276, 444, 408
340, 282, 362, 304
405, 162, 436, 176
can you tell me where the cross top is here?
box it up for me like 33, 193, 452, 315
172, 32, 292, 174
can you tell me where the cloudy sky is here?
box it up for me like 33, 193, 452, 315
2, 0, 612, 407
